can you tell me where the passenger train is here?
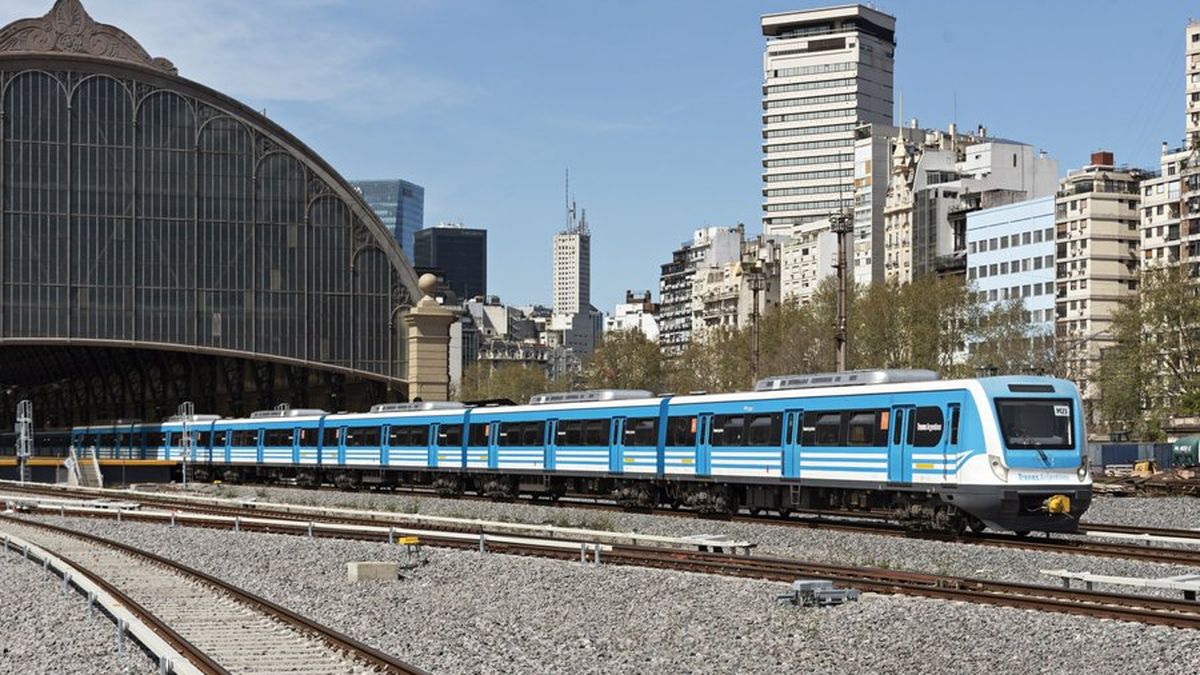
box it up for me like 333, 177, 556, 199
67, 370, 1092, 534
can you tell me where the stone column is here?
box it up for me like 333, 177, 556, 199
403, 274, 457, 402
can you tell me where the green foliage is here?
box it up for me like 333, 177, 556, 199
965, 298, 1054, 377
583, 329, 667, 393
459, 362, 557, 404
1096, 265, 1200, 439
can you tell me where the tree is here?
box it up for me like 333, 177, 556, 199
1096, 265, 1200, 439
966, 298, 1055, 377
584, 330, 666, 393
459, 362, 555, 404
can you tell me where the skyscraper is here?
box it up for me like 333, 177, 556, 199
552, 207, 590, 315
760, 6, 895, 236
413, 224, 488, 301
350, 179, 425, 253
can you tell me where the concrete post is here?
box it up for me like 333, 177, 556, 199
403, 274, 457, 402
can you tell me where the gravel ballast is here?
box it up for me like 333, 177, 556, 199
1083, 495, 1200, 530
0, 543, 156, 674
9, 513, 1199, 675
146, 485, 1200, 595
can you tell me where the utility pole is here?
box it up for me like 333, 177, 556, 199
15, 400, 32, 484
178, 401, 194, 488
830, 209, 852, 372
746, 261, 765, 380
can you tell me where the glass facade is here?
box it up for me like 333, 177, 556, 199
413, 226, 487, 301
0, 63, 418, 385
350, 179, 425, 253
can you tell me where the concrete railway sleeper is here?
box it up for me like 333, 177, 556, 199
0, 515, 428, 675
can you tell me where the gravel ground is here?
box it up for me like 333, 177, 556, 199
0, 544, 156, 674
142, 484, 1200, 596
1083, 496, 1200, 530
8, 513, 1199, 675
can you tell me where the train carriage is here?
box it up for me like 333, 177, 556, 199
73, 370, 1091, 534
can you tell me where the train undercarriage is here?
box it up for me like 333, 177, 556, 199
182, 461, 1089, 535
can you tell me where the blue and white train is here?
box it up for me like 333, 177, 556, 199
70, 370, 1092, 533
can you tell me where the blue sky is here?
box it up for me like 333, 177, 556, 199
6, 0, 1197, 311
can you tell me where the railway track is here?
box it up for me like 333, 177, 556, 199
5, 481, 1200, 568
6, 488, 1200, 630
0, 514, 428, 675
596, 547, 1200, 630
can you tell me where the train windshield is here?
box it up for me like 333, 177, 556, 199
995, 399, 1074, 450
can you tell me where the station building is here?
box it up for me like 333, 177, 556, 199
0, 0, 435, 427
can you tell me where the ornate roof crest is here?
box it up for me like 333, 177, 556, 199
0, 0, 176, 73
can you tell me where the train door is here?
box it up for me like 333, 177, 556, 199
696, 413, 713, 478
783, 409, 804, 479
487, 421, 500, 470
944, 403, 962, 483
888, 405, 914, 483
610, 416, 626, 473
425, 424, 436, 468
546, 420, 558, 471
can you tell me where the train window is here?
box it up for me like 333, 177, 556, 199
557, 419, 607, 446
213, 430, 227, 447
803, 412, 842, 446
264, 429, 293, 447
438, 424, 463, 447
196, 432, 211, 448
232, 430, 258, 446
557, 420, 583, 446
711, 415, 745, 447
666, 417, 696, 446
346, 427, 382, 447
526, 422, 547, 446
623, 418, 658, 447
747, 414, 782, 446
99, 434, 115, 448
582, 420, 607, 446
78, 434, 96, 448
845, 412, 877, 446
298, 428, 317, 446
499, 422, 545, 447
949, 406, 961, 445
892, 410, 904, 445
388, 425, 428, 447
912, 407, 945, 447
322, 427, 341, 447
145, 432, 164, 447
994, 399, 1073, 450
468, 424, 490, 446
498, 423, 520, 446
118, 433, 133, 449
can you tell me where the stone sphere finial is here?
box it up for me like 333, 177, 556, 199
418, 273, 438, 298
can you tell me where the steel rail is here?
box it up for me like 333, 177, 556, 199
0, 514, 430, 675
5, 536, 227, 675
6, 481, 1200, 567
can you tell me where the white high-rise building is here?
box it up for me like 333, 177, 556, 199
552, 211, 590, 315
761, 5, 895, 238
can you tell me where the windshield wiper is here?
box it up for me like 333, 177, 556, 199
1035, 447, 1049, 465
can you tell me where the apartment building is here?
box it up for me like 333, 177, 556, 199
1055, 151, 1146, 427
761, 5, 895, 238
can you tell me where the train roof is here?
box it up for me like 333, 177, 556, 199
83, 375, 1077, 430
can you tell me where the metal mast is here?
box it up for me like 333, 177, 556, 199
15, 400, 32, 483
178, 401, 194, 487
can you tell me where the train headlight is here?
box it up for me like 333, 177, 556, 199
1077, 454, 1090, 481
989, 457, 1009, 482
